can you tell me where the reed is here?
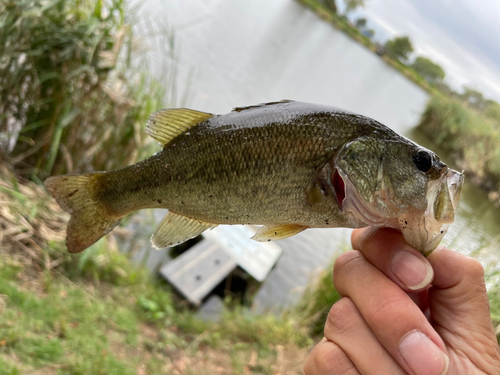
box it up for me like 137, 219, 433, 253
0, 0, 165, 180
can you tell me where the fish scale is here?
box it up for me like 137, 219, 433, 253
45, 100, 463, 254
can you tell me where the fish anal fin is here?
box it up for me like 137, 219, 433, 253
146, 108, 213, 146
251, 224, 307, 242
151, 211, 216, 249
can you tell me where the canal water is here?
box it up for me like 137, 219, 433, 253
130, 0, 500, 311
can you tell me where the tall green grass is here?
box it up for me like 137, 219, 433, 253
295, 260, 342, 336
0, 0, 165, 180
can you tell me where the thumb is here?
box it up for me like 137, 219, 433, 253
427, 246, 499, 360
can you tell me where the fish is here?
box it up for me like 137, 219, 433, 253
45, 100, 464, 256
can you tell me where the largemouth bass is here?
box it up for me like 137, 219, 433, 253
45, 100, 463, 256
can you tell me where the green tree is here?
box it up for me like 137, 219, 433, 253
319, 0, 337, 13
485, 101, 500, 120
364, 29, 375, 38
411, 57, 445, 83
459, 86, 487, 110
344, 0, 365, 15
384, 36, 414, 62
355, 17, 367, 28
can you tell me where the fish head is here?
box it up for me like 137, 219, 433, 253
332, 136, 464, 255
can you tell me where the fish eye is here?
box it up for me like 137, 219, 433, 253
413, 150, 433, 172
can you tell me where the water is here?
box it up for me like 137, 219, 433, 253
133, 0, 427, 130
131, 0, 500, 311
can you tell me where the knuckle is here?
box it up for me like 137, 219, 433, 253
305, 340, 355, 375
465, 257, 484, 279
325, 298, 359, 338
365, 295, 405, 324
334, 250, 364, 276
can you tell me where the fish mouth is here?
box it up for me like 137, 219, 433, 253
397, 168, 464, 255
336, 167, 464, 255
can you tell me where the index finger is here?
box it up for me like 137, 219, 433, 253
351, 227, 434, 292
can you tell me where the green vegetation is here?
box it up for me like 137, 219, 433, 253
417, 95, 500, 203
0, 0, 165, 181
0, 167, 313, 374
317, 0, 337, 13
2, 167, 500, 373
343, 0, 366, 16
384, 36, 414, 63
296, 260, 342, 336
355, 17, 367, 28
411, 57, 446, 84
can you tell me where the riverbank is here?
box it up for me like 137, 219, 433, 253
417, 95, 500, 205
295, 0, 439, 95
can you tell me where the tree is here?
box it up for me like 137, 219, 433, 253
485, 100, 500, 120
364, 29, 375, 38
459, 86, 487, 110
384, 36, 414, 63
355, 17, 367, 28
411, 57, 445, 83
319, 0, 337, 13
344, 0, 365, 15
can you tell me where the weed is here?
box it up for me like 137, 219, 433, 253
295, 257, 342, 336
0, 0, 165, 180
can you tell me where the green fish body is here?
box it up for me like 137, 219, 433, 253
45, 101, 463, 255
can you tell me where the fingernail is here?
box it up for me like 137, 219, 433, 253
391, 251, 433, 290
400, 331, 449, 375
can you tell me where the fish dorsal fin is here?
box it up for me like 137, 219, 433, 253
232, 99, 293, 113
151, 211, 216, 249
251, 224, 307, 242
146, 108, 213, 146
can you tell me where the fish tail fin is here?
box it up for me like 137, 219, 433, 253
45, 173, 120, 253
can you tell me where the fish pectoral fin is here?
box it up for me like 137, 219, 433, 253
146, 108, 214, 146
151, 212, 216, 249
251, 224, 308, 242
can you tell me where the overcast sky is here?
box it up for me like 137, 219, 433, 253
342, 0, 500, 102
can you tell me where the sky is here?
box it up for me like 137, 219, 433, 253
340, 0, 500, 102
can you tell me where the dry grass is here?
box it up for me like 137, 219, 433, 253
0, 165, 68, 270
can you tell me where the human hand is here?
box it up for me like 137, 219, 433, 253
304, 227, 500, 375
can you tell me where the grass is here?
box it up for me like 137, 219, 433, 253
0, 245, 311, 374
2, 162, 500, 373
0, 252, 170, 374
295, 260, 342, 336
0, 167, 313, 374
